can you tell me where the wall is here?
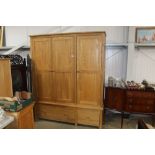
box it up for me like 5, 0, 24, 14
127, 26, 155, 83
2, 26, 129, 82
106, 46, 128, 81
2, 26, 155, 83
5, 26, 128, 46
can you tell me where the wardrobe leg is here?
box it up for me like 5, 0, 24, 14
99, 110, 103, 129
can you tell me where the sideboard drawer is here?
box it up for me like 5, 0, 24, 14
126, 98, 154, 105
105, 87, 155, 115
125, 104, 154, 113
105, 87, 125, 111
127, 91, 155, 99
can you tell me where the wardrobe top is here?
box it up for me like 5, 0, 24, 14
30, 31, 106, 37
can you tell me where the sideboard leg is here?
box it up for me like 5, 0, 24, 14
121, 112, 124, 128
151, 114, 155, 127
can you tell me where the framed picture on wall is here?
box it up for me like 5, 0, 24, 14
135, 27, 155, 44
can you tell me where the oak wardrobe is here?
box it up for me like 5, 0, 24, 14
31, 32, 106, 128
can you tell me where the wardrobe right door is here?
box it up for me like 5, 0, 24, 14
77, 33, 104, 107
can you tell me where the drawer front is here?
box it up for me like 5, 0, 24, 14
126, 98, 155, 105
105, 88, 125, 110
77, 108, 101, 126
127, 91, 155, 99
125, 104, 155, 113
38, 103, 75, 123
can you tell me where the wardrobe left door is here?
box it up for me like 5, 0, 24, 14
0, 59, 13, 97
31, 37, 53, 102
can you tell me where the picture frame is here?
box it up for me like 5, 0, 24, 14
135, 27, 155, 44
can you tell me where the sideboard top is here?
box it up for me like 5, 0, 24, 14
30, 31, 106, 37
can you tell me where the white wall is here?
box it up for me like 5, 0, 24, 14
127, 26, 155, 83
106, 47, 128, 81
2, 26, 128, 82
3, 26, 155, 83
5, 26, 128, 46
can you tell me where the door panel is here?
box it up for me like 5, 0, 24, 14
53, 72, 75, 103
77, 35, 102, 71
37, 71, 53, 101
0, 60, 13, 97
77, 73, 101, 106
52, 36, 75, 72
32, 38, 51, 71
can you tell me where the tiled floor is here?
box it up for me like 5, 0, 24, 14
35, 110, 153, 129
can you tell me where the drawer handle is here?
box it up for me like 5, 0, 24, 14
129, 105, 132, 109
128, 99, 133, 103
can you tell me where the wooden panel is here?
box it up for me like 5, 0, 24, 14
38, 103, 75, 123
31, 32, 105, 128
77, 108, 100, 127
126, 98, 155, 105
18, 103, 34, 129
32, 37, 51, 71
36, 71, 53, 101
127, 91, 155, 99
6, 103, 35, 129
0, 59, 13, 97
52, 36, 75, 72
125, 104, 155, 113
77, 34, 102, 71
77, 73, 101, 106
105, 87, 125, 111
53, 72, 75, 103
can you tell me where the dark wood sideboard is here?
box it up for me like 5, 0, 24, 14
105, 87, 155, 128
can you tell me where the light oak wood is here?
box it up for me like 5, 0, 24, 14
77, 35, 102, 72
52, 35, 75, 72
38, 103, 75, 123
51, 35, 76, 104
32, 37, 51, 71
77, 73, 101, 106
31, 32, 105, 128
53, 72, 75, 103
36, 71, 52, 101
77, 108, 100, 127
0, 59, 13, 97
6, 102, 35, 129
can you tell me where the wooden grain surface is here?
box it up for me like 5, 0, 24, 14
0, 59, 13, 97
31, 32, 105, 128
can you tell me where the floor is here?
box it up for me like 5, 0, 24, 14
35, 110, 153, 129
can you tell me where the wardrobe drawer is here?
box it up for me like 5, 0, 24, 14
38, 103, 75, 123
77, 108, 101, 127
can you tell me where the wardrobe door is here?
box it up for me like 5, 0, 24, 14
32, 37, 52, 71
51, 35, 76, 104
31, 37, 52, 102
77, 73, 101, 106
77, 34, 104, 106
